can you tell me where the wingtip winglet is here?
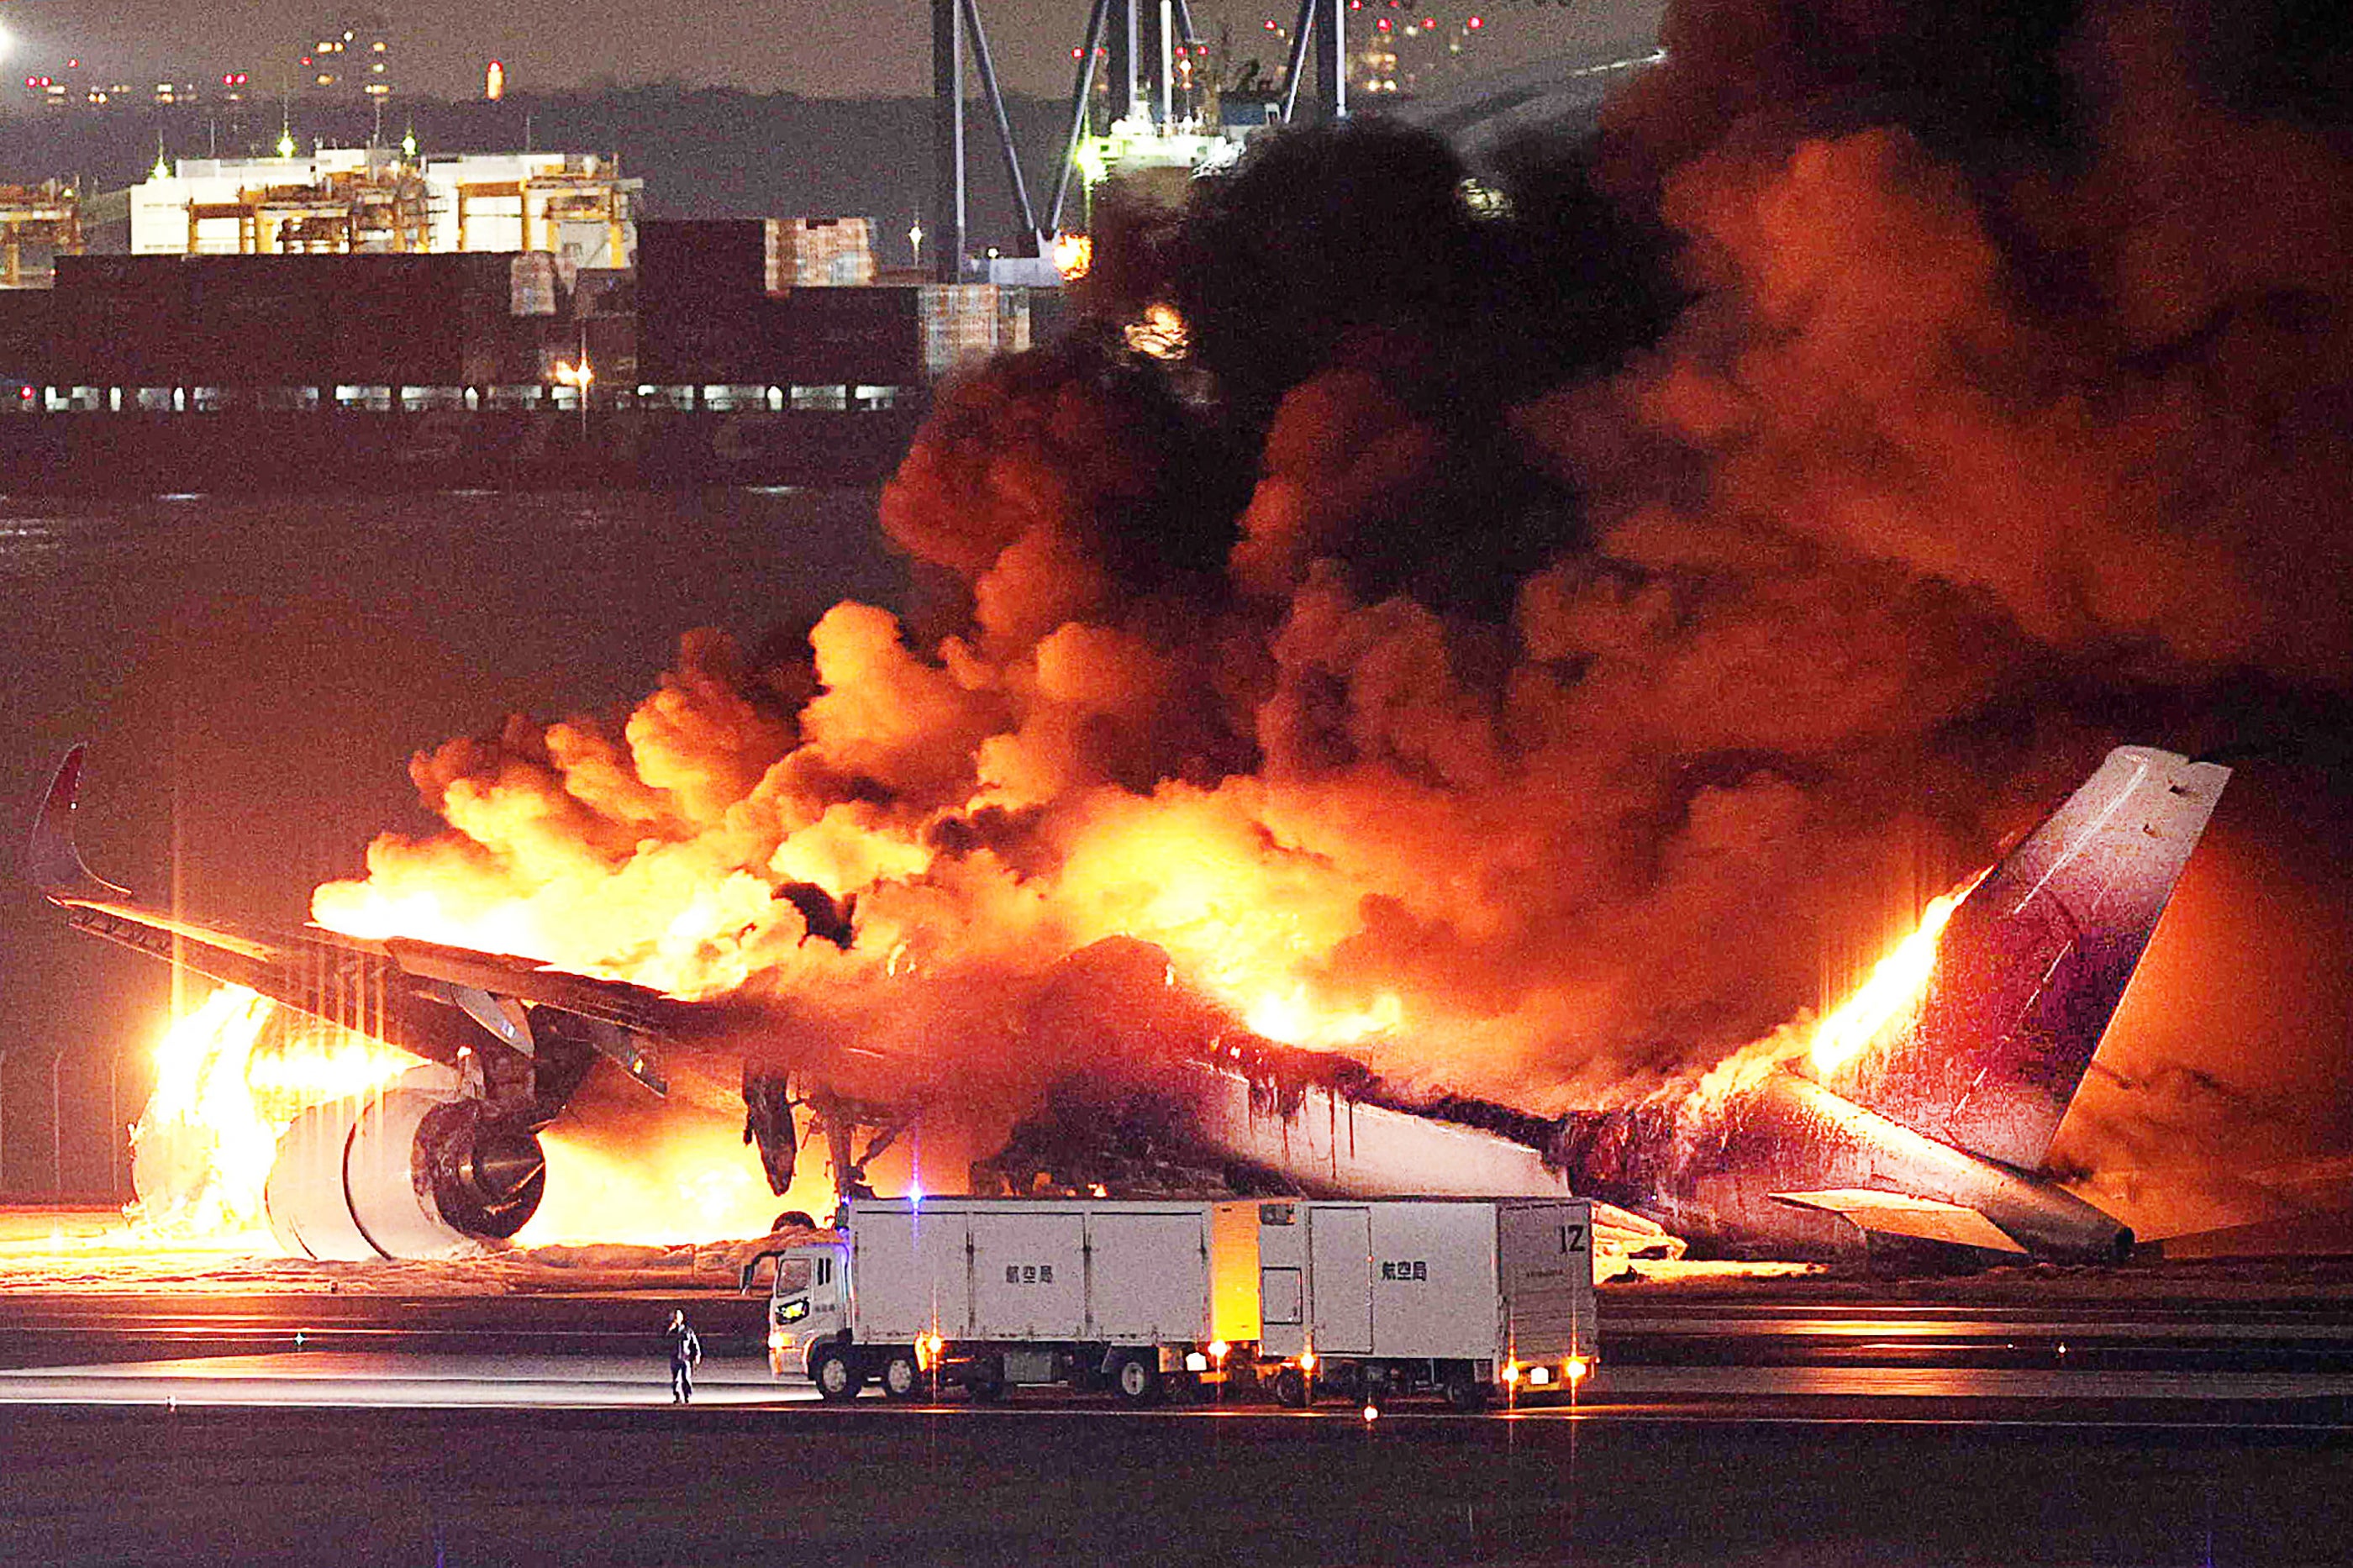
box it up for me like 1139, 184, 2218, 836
25, 744, 133, 904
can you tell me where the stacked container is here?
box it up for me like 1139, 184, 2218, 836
766, 218, 876, 288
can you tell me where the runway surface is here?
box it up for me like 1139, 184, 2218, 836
5, 1288, 2353, 1416
3, 1284, 2350, 1564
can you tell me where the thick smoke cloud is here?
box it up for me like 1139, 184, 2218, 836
315, 0, 2353, 1234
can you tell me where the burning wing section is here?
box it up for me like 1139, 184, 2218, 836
26, 745, 682, 1258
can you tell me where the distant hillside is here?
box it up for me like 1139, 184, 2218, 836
0, 87, 1072, 256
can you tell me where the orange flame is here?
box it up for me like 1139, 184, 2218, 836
126, 985, 413, 1246
519, 1121, 835, 1247
1806, 873, 1982, 1075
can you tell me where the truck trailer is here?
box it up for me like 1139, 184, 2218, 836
758, 1195, 1595, 1408
1255, 1197, 1597, 1409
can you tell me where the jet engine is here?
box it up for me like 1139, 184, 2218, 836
263, 1078, 547, 1260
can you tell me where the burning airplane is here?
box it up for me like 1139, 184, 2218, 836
29, 739, 2224, 1265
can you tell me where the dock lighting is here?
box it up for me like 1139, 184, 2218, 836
1361, 1403, 1379, 1423
916, 1333, 945, 1370
1566, 1355, 1591, 1383
486, 60, 504, 101
1501, 1361, 1520, 1385
1298, 1347, 1316, 1374
908, 217, 924, 267
555, 359, 594, 436
401, 129, 417, 159
1208, 1340, 1229, 1363
276, 127, 296, 159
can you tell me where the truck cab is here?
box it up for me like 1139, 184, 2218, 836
761, 1240, 850, 1378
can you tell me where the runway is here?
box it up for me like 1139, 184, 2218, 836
4, 1346, 2353, 1426
2, 1287, 2350, 1425
3, 1286, 2350, 1565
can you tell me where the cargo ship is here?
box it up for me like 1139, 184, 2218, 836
0, 213, 1039, 493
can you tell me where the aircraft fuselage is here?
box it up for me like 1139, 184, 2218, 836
1556, 1070, 2131, 1262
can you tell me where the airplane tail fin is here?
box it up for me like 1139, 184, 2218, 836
24, 745, 134, 906
1819, 745, 2229, 1173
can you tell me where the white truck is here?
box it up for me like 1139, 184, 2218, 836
755, 1194, 1596, 1408
761, 1197, 1261, 1403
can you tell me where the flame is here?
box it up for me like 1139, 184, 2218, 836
1243, 985, 1404, 1049
518, 1121, 834, 1247
1052, 231, 1092, 281
1124, 303, 1188, 359
1806, 874, 1982, 1076
126, 984, 413, 1245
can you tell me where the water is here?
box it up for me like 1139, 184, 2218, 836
0, 486, 906, 1197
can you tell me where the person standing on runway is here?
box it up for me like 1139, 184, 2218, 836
666, 1309, 703, 1403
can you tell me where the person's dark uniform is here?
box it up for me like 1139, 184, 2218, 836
666, 1310, 703, 1403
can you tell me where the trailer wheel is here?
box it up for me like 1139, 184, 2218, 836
1271, 1365, 1310, 1408
1443, 1372, 1490, 1413
1113, 1354, 1165, 1406
811, 1344, 864, 1403
880, 1350, 924, 1402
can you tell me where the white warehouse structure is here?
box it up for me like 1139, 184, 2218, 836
106, 149, 640, 271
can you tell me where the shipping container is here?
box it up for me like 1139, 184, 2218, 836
634, 219, 771, 309
508, 252, 559, 318
767, 217, 876, 287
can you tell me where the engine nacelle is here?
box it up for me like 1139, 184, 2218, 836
265, 1082, 546, 1260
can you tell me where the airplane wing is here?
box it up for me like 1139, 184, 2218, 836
25, 744, 672, 1095
1767, 1188, 2028, 1254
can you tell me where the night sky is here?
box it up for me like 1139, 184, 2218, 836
0, 0, 1664, 100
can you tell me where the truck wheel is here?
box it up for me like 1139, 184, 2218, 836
1443, 1372, 1490, 1413
1271, 1365, 1310, 1408
1113, 1354, 1165, 1407
880, 1350, 924, 1402
811, 1344, 864, 1403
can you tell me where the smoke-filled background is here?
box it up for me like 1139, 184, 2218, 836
145, 0, 2353, 1239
